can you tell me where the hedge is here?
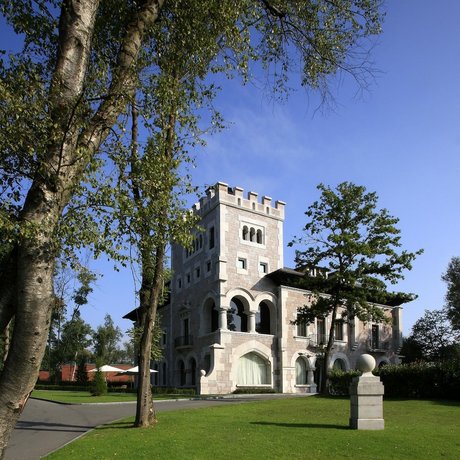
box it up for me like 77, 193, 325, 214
327, 359, 460, 399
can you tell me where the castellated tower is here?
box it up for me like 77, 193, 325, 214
168, 182, 286, 393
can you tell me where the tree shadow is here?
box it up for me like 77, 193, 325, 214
251, 421, 349, 430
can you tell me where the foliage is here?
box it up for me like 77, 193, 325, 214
289, 182, 422, 392
376, 361, 460, 400
442, 256, 460, 330
127, 318, 163, 363
232, 387, 277, 394
93, 314, 123, 364
54, 311, 93, 365
90, 360, 108, 397
75, 353, 89, 387
327, 369, 360, 395
404, 309, 460, 362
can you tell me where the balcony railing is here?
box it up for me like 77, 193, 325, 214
367, 340, 390, 352
174, 335, 193, 348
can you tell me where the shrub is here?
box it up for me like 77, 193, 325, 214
233, 387, 277, 394
90, 366, 108, 396
327, 370, 360, 395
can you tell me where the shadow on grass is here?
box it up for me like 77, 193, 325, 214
251, 421, 349, 430
96, 421, 137, 430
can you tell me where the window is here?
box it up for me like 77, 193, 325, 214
259, 262, 268, 274
161, 330, 167, 346
186, 273, 191, 284
162, 362, 167, 385
237, 352, 270, 385
250, 227, 256, 242
209, 226, 215, 249
237, 258, 247, 270
296, 312, 307, 337
317, 318, 326, 345
178, 278, 182, 289
371, 324, 379, 349
333, 358, 346, 371
242, 225, 249, 241
334, 321, 344, 341
256, 229, 263, 244
206, 260, 212, 272
179, 360, 186, 386
195, 267, 200, 279
227, 298, 247, 332
189, 358, 197, 386
295, 357, 307, 384
255, 302, 270, 334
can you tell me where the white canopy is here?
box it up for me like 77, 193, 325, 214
118, 366, 158, 375
88, 365, 125, 373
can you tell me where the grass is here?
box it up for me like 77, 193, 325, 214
32, 390, 137, 404
44, 396, 460, 459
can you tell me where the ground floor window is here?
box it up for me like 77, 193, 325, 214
332, 358, 346, 371
295, 357, 307, 384
237, 352, 270, 385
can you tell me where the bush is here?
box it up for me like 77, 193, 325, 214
375, 359, 460, 400
90, 367, 108, 396
327, 370, 360, 395
233, 387, 277, 394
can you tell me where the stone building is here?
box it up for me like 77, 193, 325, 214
127, 182, 404, 394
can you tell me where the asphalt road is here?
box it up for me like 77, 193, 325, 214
5, 394, 298, 460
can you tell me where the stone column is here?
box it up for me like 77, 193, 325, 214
307, 367, 317, 393
248, 311, 256, 333
218, 308, 227, 330
349, 354, 384, 430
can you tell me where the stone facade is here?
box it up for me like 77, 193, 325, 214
156, 182, 403, 394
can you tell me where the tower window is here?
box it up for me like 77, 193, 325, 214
209, 227, 215, 249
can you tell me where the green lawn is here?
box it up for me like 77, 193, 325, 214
44, 397, 460, 459
32, 390, 137, 404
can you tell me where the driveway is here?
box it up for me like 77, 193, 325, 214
5, 394, 301, 459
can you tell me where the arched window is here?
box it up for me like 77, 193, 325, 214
227, 298, 247, 332
199, 234, 203, 248
256, 302, 271, 334
295, 357, 307, 384
237, 352, 270, 385
250, 227, 256, 242
256, 229, 263, 244
179, 360, 186, 386
333, 358, 346, 371
242, 226, 249, 241
204, 299, 218, 333
189, 358, 197, 386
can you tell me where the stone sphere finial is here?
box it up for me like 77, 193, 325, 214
356, 354, 376, 376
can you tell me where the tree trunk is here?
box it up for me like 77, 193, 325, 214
135, 244, 165, 427
320, 305, 338, 394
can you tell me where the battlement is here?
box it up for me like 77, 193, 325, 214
192, 182, 285, 220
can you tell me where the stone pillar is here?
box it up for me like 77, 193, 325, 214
349, 354, 384, 430
248, 311, 256, 333
218, 308, 227, 330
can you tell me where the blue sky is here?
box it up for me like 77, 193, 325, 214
3, 1, 460, 338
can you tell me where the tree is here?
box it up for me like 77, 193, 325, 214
0, 1, 384, 452
93, 314, 122, 364
55, 311, 93, 366
289, 182, 422, 393
442, 257, 460, 330
75, 352, 90, 386
405, 309, 460, 362
90, 359, 108, 396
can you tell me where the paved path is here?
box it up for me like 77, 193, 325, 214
5, 394, 301, 459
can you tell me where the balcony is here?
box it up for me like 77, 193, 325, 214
174, 335, 194, 349
367, 340, 390, 352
